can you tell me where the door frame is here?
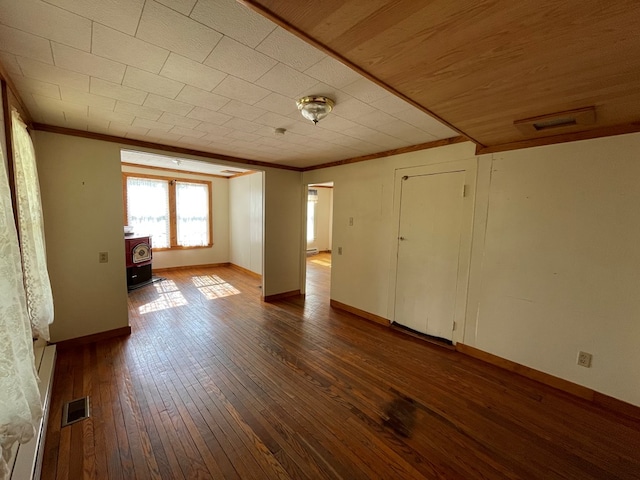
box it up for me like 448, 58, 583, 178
387, 158, 477, 345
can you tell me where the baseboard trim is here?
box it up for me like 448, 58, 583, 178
456, 343, 640, 420
153, 262, 230, 273
54, 326, 132, 350
330, 299, 391, 327
263, 289, 301, 302
229, 263, 262, 279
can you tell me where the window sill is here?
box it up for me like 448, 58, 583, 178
153, 244, 213, 252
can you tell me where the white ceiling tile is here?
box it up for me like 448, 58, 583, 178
285, 121, 318, 136
212, 76, 269, 105
109, 123, 151, 137
393, 108, 458, 138
254, 92, 298, 116
187, 106, 232, 125
302, 82, 353, 104
204, 36, 277, 83
333, 97, 377, 122
89, 106, 135, 125
222, 117, 260, 133
381, 120, 438, 144
253, 111, 294, 129
136, 1, 221, 63
0, 52, 23, 75
160, 53, 226, 91
255, 63, 317, 97
202, 133, 235, 145
90, 78, 147, 105
87, 118, 111, 131
143, 94, 193, 116
314, 115, 359, 133
304, 57, 361, 89
92, 24, 169, 74
123, 67, 185, 99
218, 100, 266, 121
342, 77, 390, 104
52, 43, 125, 83
0, 24, 53, 64
170, 126, 206, 138
181, 136, 213, 147
115, 101, 163, 121
60, 86, 116, 109
226, 130, 260, 142
0, 0, 91, 50
256, 27, 325, 72
370, 94, 412, 115
40, 109, 65, 124
189, 0, 275, 48
342, 124, 408, 149
175, 85, 230, 111
45, 0, 144, 35
156, 0, 197, 15
194, 123, 233, 136
132, 118, 173, 132
146, 129, 183, 142
157, 112, 201, 129
33, 94, 87, 116
18, 57, 89, 91
354, 109, 397, 129
14, 76, 60, 99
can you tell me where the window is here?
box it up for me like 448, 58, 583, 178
307, 188, 318, 243
124, 173, 212, 249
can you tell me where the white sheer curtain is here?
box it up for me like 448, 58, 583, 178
126, 177, 170, 248
12, 109, 54, 341
176, 181, 208, 247
0, 142, 42, 478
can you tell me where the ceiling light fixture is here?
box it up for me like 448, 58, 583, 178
296, 96, 335, 125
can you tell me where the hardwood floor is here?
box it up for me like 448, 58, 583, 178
42, 253, 640, 479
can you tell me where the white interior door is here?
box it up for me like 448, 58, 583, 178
394, 171, 465, 339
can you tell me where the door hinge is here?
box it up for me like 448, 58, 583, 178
452, 321, 457, 331
462, 185, 468, 197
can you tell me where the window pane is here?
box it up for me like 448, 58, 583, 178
307, 200, 315, 242
176, 182, 209, 247
127, 177, 169, 248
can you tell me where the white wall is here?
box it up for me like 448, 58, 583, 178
35, 131, 129, 342
304, 133, 640, 407
229, 172, 263, 275
307, 187, 332, 252
34, 131, 302, 340
467, 134, 640, 407
263, 168, 302, 296
121, 164, 230, 270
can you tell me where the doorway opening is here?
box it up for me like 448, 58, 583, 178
305, 182, 333, 302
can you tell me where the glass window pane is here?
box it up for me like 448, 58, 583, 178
176, 182, 209, 247
307, 200, 315, 242
126, 177, 170, 248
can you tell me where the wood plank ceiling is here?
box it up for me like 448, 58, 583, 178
242, 0, 640, 150
0, 0, 460, 169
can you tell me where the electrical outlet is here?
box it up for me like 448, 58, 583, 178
338, 247, 343, 255
577, 351, 592, 368
98, 252, 109, 263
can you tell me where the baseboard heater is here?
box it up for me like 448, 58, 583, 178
306, 248, 319, 256
8, 341, 56, 480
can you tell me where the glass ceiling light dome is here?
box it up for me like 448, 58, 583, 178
296, 96, 335, 124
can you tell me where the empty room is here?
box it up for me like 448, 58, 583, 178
1, 1, 639, 479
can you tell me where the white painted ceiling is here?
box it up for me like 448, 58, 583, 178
0, 0, 458, 169
121, 149, 251, 176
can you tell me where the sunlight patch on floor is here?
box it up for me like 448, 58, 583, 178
192, 274, 240, 300
139, 280, 188, 314
310, 258, 331, 267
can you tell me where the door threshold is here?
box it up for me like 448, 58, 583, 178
390, 323, 455, 350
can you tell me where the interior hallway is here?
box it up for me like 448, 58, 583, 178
42, 258, 640, 479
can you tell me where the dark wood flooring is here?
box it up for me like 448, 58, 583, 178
42, 253, 640, 479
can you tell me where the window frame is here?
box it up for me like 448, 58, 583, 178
122, 172, 213, 251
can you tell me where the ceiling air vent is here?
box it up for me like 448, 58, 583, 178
514, 107, 596, 135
